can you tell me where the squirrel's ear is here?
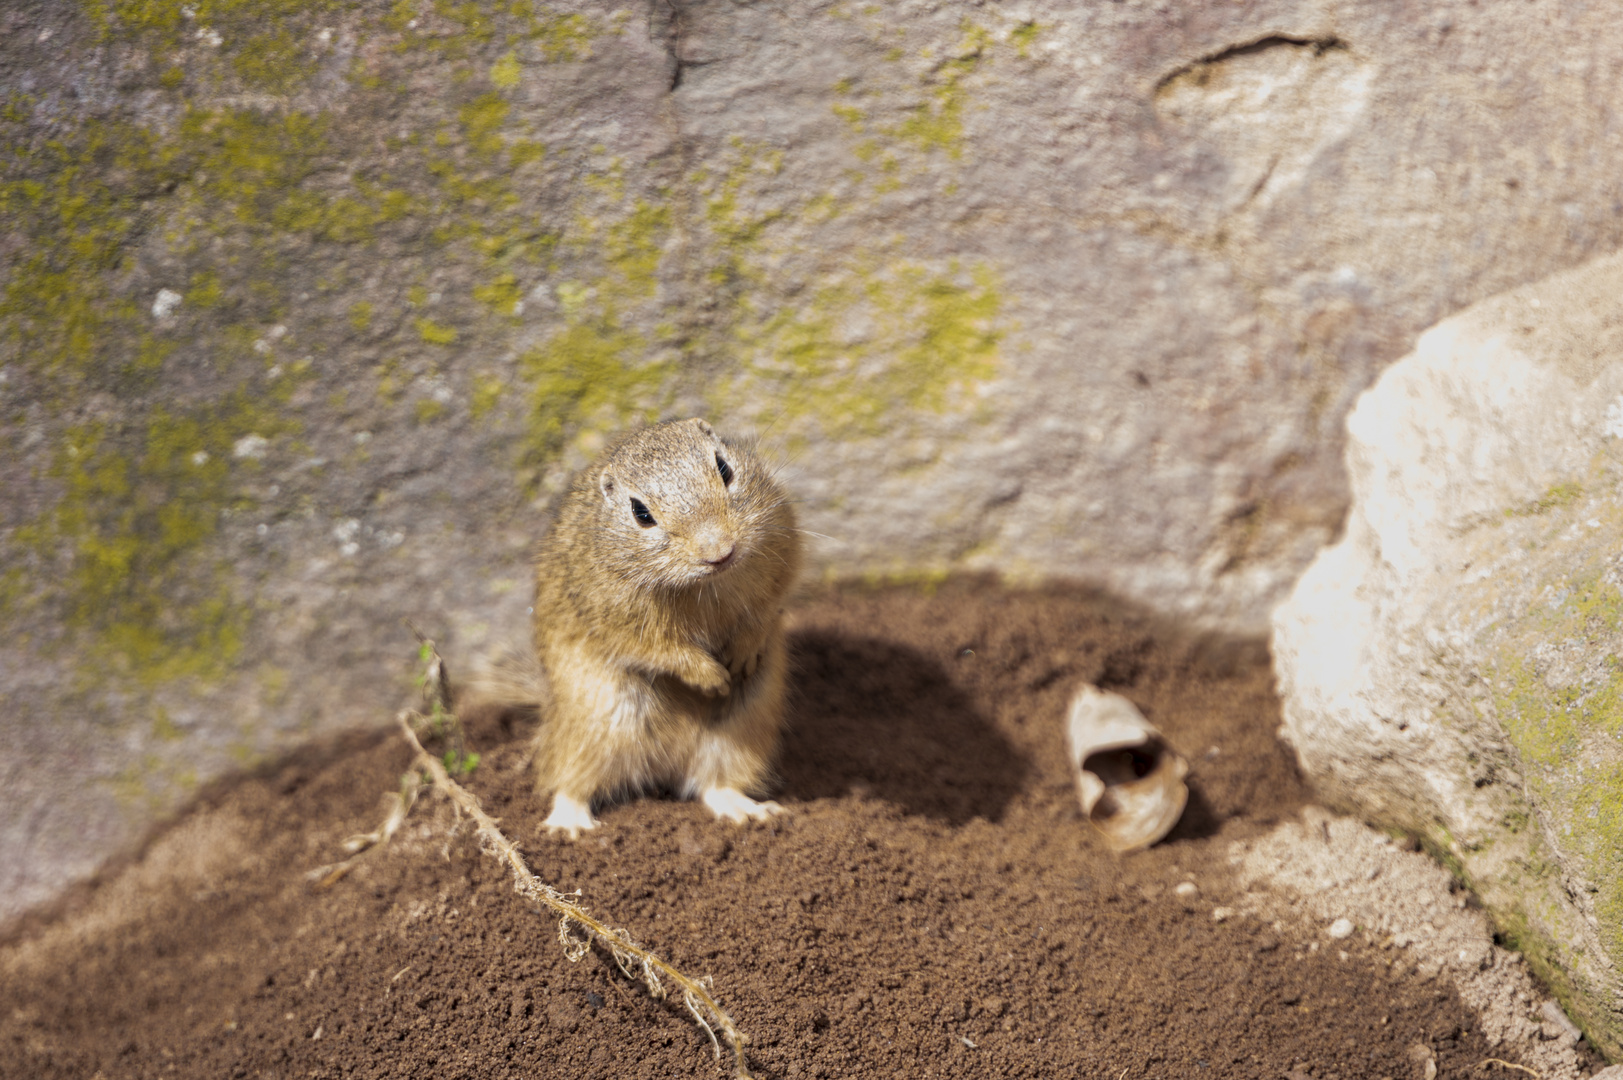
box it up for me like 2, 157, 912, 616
598, 468, 618, 504
693, 418, 718, 442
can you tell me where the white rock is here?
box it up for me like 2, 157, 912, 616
1328, 918, 1354, 940
1273, 251, 1623, 1052
151, 288, 182, 319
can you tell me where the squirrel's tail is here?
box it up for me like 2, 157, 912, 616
457, 641, 550, 713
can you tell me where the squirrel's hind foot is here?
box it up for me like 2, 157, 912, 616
701, 786, 785, 824
543, 793, 602, 840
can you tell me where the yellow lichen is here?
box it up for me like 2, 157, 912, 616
415, 317, 458, 344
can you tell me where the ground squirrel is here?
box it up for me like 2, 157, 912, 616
524, 418, 801, 838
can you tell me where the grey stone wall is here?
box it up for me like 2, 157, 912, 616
5, 0, 1623, 933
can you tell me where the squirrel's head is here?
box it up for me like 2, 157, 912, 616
594, 418, 793, 589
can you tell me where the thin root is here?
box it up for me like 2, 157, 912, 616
306, 772, 421, 887
1475, 1060, 1542, 1079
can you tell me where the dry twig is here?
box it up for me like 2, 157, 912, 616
1474, 1060, 1542, 1079
306, 771, 421, 887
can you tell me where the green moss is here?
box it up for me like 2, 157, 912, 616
1507, 480, 1583, 517
876, 22, 997, 159
603, 199, 669, 295
152, 707, 182, 741
14, 396, 291, 685
1009, 21, 1042, 58
415, 316, 458, 344
0, 119, 173, 384
829, 16, 1027, 171
0, 88, 348, 688
1483, 511, 1623, 1052
459, 93, 510, 159
388, 0, 600, 62
508, 139, 546, 168
374, 358, 406, 404
1496, 656, 1581, 766
699, 150, 784, 293
415, 398, 446, 423
518, 314, 664, 461
85, 0, 337, 92
180, 109, 323, 220
490, 49, 522, 88
1588, 666, 1623, 739
1573, 768, 1623, 963
382, 0, 414, 32
511, 190, 674, 463
502, 134, 1005, 459
832, 103, 866, 131
473, 273, 523, 314
229, 28, 314, 92
186, 270, 224, 309
348, 300, 374, 330
469, 373, 506, 419
508, 3, 598, 61
732, 260, 1001, 435
894, 85, 964, 157
1569, 575, 1623, 635
690, 142, 1006, 436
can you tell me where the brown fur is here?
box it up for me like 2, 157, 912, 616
523, 418, 800, 834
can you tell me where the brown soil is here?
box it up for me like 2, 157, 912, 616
1, 583, 1532, 1080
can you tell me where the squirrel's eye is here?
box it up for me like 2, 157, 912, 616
716, 453, 733, 486
630, 498, 656, 528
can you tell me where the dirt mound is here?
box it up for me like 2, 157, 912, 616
0, 584, 1547, 1079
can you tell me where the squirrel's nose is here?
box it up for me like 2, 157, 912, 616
704, 544, 736, 569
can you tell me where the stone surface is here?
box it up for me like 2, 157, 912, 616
6, 0, 1623, 923
1273, 251, 1623, 1057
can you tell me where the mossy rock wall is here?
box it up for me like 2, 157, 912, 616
1273, 251, 1623, 1059
6, 0, 1623, 921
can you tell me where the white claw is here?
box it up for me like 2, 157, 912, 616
701, 787, 786, 824
543, 793, 601, 839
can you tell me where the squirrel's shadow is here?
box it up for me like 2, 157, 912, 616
777, 629, 1029, 825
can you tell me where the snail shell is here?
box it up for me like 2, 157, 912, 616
1066, 684, 1189, 853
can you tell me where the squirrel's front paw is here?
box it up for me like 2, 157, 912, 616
720, 644, 763, 680
687, 656, 732, 697
543, 793, 601, 840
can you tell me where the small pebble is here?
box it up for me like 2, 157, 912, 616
1540, 1000, 1581, 1045
1328, 918, 1355, 940
1211, 906, 1235, 922
1174, 881, 1200, 900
